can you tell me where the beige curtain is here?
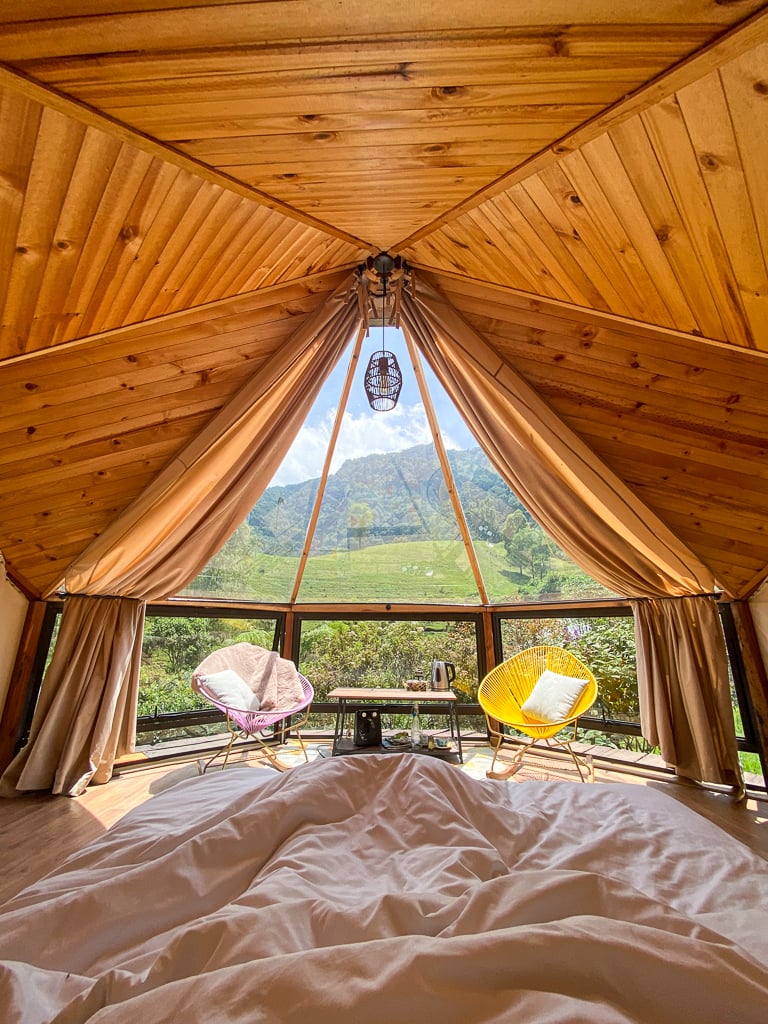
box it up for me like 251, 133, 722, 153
59, 286, 359, 601
6, 283, 358, 796
402, 276, 741, 787
401, 278, 715, 597
1, 597, 144, 797
633, 597, 741, 787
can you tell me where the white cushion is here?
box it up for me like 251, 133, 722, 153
199, 669, 260, 712
521, 668, 589, 723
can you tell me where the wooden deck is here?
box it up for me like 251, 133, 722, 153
0, 739, 766, 907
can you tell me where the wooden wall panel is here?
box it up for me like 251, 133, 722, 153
3, 3, 756, 246
0, 87, 365, 360
406, 36, 768, 350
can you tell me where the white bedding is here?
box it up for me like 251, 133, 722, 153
1, 754, 766, 1023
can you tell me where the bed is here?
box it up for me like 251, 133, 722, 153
1, 753, 767, 1023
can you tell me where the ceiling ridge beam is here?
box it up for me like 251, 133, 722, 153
414, 265, 768, 364
0, 61, 374, 250
396, 6, 768, 250
0, 266, 359, 369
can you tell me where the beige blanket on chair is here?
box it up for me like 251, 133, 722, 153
194, 643, 303, 710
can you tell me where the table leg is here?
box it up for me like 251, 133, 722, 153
452, 704, 464, 763
332, 699, 347, 756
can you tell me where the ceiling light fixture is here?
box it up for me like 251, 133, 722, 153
357, 252, 411, 412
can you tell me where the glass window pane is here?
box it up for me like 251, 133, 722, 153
498, 614, 639, 723
139, 615, 278, 717
297, 617, 479, 704
179, 322, 619, 606
297, 329, 481, 603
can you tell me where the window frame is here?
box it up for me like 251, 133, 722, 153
28, 596, 764, 778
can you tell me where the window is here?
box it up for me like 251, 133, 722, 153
180, 328, 616, 608
498, 609, 638, 723
136, 607, 281, 742
295, 613, 483, 731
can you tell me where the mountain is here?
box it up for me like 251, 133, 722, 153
248, 444, 529, 557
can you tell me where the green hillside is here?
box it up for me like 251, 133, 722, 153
184, 444, 614, 604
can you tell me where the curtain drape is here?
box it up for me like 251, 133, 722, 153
4, 283, 358, 796
59, 285, 359, 601
633, 597, 741, 787
0, 596, 144, 797
402, 275, 741, 787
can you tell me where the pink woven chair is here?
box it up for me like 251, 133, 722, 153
192, 644, 314, 773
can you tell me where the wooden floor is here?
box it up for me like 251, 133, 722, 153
0, 740, 766, 907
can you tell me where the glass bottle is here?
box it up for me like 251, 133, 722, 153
410, 702, 421, 747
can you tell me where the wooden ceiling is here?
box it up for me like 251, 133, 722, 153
1, 1, 768, 602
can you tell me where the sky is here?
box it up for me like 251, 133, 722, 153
271, 327, 476, 486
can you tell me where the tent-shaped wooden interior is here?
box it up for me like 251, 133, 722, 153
0, 2, 767, 796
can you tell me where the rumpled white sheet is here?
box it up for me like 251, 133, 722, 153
1, 754, 766, 1023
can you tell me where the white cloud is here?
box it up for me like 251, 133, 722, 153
270, 402, 468, 486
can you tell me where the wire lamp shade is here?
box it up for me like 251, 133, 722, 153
356, 251, 411, 412
364, 349, 402, 411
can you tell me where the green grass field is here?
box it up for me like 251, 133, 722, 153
186, 538, 599, 604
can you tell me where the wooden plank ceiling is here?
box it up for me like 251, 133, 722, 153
0, 1, 767, 601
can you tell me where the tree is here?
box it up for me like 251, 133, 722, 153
196, 521, 263, 597
347, 501, 375, 549
142, 616, 221, 675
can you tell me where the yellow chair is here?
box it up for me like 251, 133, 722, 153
478, 646, 598, 781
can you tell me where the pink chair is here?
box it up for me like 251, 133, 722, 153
192, 644, 314, 773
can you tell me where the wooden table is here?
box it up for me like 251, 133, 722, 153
328, 687, 464, 762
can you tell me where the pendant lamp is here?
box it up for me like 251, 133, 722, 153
362, 253, 403, 411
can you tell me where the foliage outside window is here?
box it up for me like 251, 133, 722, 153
498, 611, 650, 753
298, 617, 479, 698
128, 603, 760, 782
499, 613, 639, 722
297, 617, 481, 730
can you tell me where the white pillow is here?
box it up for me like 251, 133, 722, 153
200, 669, 260, 712
521, 668, 589, 723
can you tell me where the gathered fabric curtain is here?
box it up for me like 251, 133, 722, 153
59, 286, 359, 601
1, 596, 144, 797
633, 597, 741, 787
4, 285, 358, 796
401, 275, 741, 788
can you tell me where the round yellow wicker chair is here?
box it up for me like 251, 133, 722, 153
478, 646, 598, 781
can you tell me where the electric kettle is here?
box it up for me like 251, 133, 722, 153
431, 660, 456, 691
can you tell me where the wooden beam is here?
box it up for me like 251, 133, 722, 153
0, 266, 357, 368
290, 323, 366, 604
0, 599, 47, 775
416, 265, 768, 359
0, 63, 371, 250
403, 326, 489, 603
728, 600, 768, 782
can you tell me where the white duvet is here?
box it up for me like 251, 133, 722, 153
0, 754, 766, 1023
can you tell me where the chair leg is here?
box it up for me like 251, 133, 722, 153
201, 709, 313, 775
249, 709, 313, 772
199, 720, 240, 773
485, 725, 504, 775
249, 735, 294, 772
484, 731, 594, 783
486, 732, 530, 780
542, 737, 594, 782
